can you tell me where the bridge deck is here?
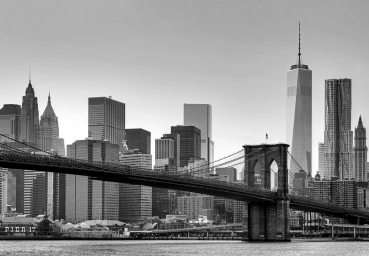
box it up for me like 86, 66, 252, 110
1, 150, 369, 221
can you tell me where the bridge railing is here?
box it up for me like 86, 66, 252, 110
289, 193, 369, 218
0, 150, 276, 199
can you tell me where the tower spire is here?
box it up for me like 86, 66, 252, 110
29, 66, 31, 83
48, 89, 51, 103
298, 22, 301, 66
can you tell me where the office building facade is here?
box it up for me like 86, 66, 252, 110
323, 78, 353, 180
354, 116, 367, 181
184, 104, 214, 165
177, 195, 214, 221
0, 104, 21, 143
66, 139, 119, 223
286, 24, 312, 178
318, 143, 325, 178
119, 152, 152, 223
125, 129, 151, 154
88, 97, 125, 151
170, 126, 201, 168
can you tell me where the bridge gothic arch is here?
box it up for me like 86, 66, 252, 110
242, 143, 290, 241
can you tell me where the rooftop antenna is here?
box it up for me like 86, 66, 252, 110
298, 22, 301, 66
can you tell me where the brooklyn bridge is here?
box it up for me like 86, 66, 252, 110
1, 140, 369, 241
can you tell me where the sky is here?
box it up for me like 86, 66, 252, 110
1, 0, 369, 175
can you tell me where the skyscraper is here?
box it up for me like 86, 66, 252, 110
323, 78, 353, 180
152, 134, 180, 218
286, 23, 312, 178
354, 116, 367, 181
0, 104, 21, 143
66, 139, 119, 223
184, 104, 214, 165
88, 97, 125, 150
39, 93, 65, 156
119, 152, 152, 223
170, 125, 201, 168
125, 128, 151, 154
318, 142, 325, 178
21, 80, 40, 145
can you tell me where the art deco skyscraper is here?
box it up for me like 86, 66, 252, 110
354, 116, 367, 181
39, 93, 65, 155
323, 78, 353, 180
286, 23, 312, 177
184, 104, 214, 165
88, 97, 125, 150
21, 80, 40, 145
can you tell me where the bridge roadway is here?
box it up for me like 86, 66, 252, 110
1, 150, 369, 221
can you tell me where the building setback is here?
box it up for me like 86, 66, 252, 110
286, 23, 312, 179
354, 116, 367, 181
66, 139, 119, 223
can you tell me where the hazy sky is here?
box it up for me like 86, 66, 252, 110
1, 0, 369, 174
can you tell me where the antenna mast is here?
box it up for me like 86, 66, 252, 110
298, 22, 301, 66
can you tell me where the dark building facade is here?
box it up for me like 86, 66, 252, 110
170, 126, 201, 167
0, 104, 21, 142
125, 128, 151, 154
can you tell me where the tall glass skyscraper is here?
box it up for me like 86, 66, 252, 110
88, 97, 125, 151
184, 104, 214, 165
324, 78, 353, 180
286, 24, 312, 179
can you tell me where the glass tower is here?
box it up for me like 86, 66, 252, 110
88, 97, 125, 151
184, 104, 214, 165
286, 23, 312, 180
324, 79, 353, 180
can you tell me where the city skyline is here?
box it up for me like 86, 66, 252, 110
1, 1, 369, 175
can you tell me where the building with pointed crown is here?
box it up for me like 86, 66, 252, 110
286, 23, 312, 182
20, 80, 40, 145
354, 116, 367, 181
39, 93, 65, 156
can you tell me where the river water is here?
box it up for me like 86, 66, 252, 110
1, 240, 369, 255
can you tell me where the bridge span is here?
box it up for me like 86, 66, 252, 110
1, 143, 369, 241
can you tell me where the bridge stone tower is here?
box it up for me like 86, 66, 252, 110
242, 143, 290, 241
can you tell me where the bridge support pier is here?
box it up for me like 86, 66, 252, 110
243, 199, 290, 241
243, 143, 291, 242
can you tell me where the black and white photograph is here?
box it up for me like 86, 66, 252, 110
0, 0, 369, 255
